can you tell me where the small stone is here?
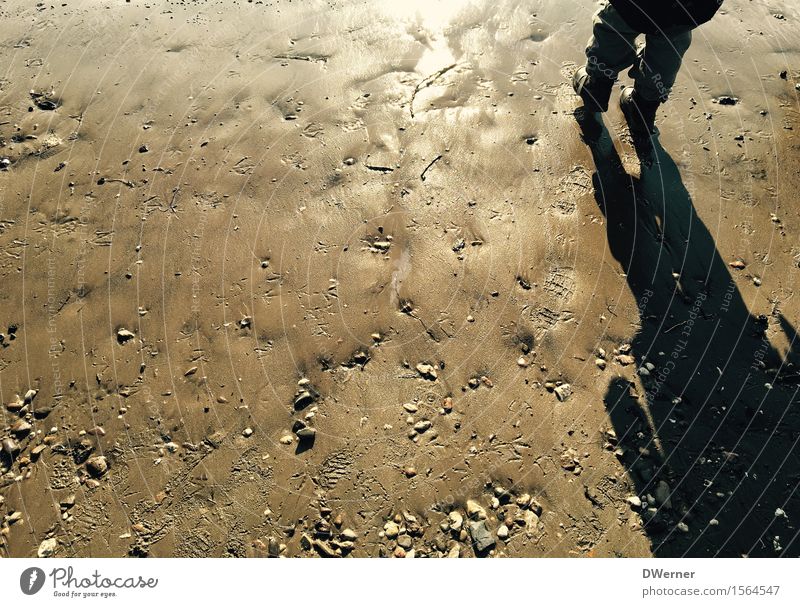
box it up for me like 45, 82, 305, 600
442, 397, 453, 412
447, 545, 460, 558
676, 521, 689, 533
384, 521, 399, 539
139, 144, 149, 153
11, 420, 32, 436
413, 420, 431, 434
515, 493, 532, 508
5, 395, 25, 412
467, 520, 495, 552
517, 356, 529, 367
37, 537, 58, 558
294, 390, 315, 409
24, 389, 38, 403
86, 456, 108, 477
295, 426, 316, 439
1, 438, 20, 457
279, 434, 294, 445
595, 358, 606, 370
397, 534, 413, 549
341, 528, 357, 541
497, 524, 509, 540
627, 495, 642, 509
415, 363, 437, 380
466, 499, 486, 520
402, 402, 418, 413
615, 354, 635, 366
448, 511, 464, 531
116, 328, 135, 343
403, 466, 417, 478
553, 383, 572, 402
242, 427, 253, 437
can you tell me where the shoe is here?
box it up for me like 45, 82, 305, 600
619, 87, 661, 164
572, 66, 614, 113
619, 86, 660, 137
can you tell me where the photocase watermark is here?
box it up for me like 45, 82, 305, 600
19, 566, 158, 599
20, 567, 46, 595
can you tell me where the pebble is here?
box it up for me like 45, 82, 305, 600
497, 524, 509, 540
595, 358, 606, 369
515, 493, 532, 508
415, 363, 437, 380
553, 383, 572, 402
116, 328, 135, 343
402, 402, 418, 413
517, 356, 529, 367
615, 354, 635, 366
384, 521, 399, 539
279, 434, 294, 445
466, 499, 486, 520
627, 495, 642, 509
2, 437, 20, 457
295, 426, 316, 439
242, 427, 253, 437
467, 519, 495, 552
448, 511, 464, 531
716, 95, 738, 105
11, 419, 32, 435
413, 420, 431, 434
37, 537, 58, 557
86, 455, 108, 477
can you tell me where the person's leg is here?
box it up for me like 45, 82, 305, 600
619, 26, 692, 150
574, 2, 640, 112
631, 27, 693, 103
585, 3, 641, 83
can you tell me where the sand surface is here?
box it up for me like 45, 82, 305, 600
1, 0, 800, 557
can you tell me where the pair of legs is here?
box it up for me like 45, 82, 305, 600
585, 2, 693, 106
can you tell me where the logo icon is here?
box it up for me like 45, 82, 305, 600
20, 567, 46, 595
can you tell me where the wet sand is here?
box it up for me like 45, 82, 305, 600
1, 0, 799, 557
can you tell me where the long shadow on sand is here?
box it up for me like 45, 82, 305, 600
576, 113, 800, 556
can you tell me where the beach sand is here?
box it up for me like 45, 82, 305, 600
1, 0, 799, 557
